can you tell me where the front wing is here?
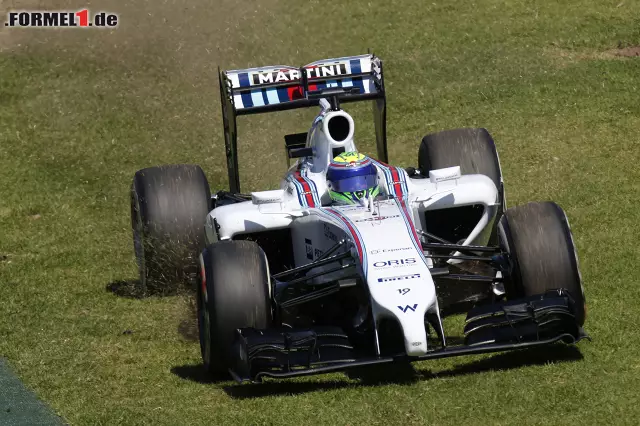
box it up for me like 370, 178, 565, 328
229, 289, 589, 382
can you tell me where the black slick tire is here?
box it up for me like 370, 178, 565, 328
498, 201, 586, 326
131, 164, 211, 295
419, 128, 505, 243
197, 240, 272, 377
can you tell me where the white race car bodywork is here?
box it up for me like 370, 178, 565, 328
204, 102, 500, 356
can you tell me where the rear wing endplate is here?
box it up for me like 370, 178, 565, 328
219, 54, 387, 193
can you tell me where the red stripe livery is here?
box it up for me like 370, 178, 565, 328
293, 171, 318, 207
388, 167, 404, 198
326, 208, 364, 262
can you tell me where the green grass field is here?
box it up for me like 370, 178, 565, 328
1, 0, 640, 424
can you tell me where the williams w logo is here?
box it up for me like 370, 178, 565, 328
397, 304, 418, 313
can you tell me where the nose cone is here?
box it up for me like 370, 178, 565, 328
330, 200, 438, 357
396, 304, 429, 356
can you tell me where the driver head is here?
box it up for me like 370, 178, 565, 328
327, 152, 379, 206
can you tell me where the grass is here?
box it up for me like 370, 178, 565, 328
1, 0, 640, 424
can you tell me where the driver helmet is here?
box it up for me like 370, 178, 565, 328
326, 152, 379, 205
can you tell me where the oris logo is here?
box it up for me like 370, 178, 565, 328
373, 258, 416, 268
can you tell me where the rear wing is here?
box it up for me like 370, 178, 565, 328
221, 54, 384, 114
219, 54, 387, 193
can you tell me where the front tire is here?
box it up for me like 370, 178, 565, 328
498, 201, 586, 326
419, 128, 505, 243
197, 240, 272, 377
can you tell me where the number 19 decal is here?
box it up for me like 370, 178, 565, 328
398, 288, 410, 295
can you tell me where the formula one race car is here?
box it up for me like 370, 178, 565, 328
130, 54, 588, 382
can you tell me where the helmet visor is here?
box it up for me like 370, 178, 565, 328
330, 174, 377, 193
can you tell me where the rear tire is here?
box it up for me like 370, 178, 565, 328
197, 240, 272, 376
419, 128, 505, 243
498, 201, 586, 326
131, 164, 211, 295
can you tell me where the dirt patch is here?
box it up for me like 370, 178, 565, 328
546, 45, 640, 68
608, 46, 640, 57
